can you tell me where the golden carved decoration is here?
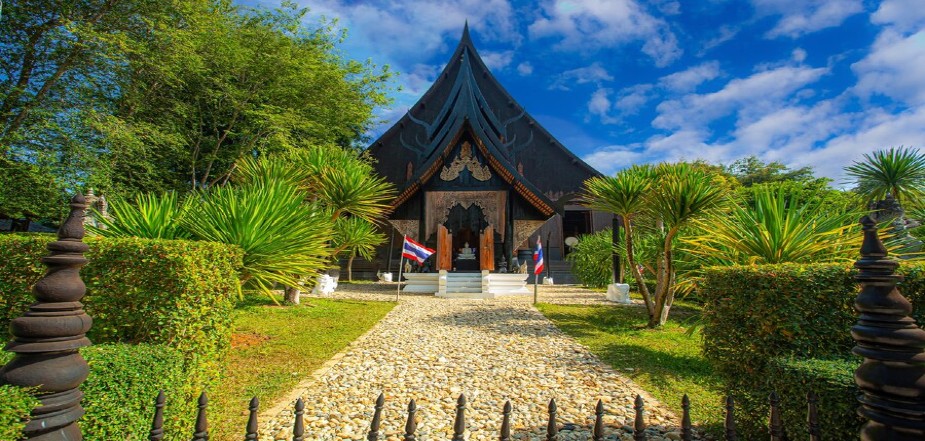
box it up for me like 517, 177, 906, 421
514, 220, 547, 248
440, 141, 492, 182
389, 220, 419, 241
425, 191, 506, 241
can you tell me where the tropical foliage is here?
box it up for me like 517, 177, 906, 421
845, 146, 925, 206
583, 162, 727, 326
684, 185, 863, 265
89, 192, 192, 240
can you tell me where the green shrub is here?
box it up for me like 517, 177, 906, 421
700, 262, 925, 437
0, 383, 38, 440
0, 234, 243, 391
1, 344, 195, 441
767, 357, 861, 440
566, 229, 615, 288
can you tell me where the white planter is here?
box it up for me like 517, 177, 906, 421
379, 272, 393, 282
606, 283, 631, 303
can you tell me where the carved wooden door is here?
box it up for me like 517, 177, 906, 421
480, 227, 495, 271
437, 225, 452, 270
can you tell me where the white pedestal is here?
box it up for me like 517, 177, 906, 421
313, 274, 338, 296
606, 283, 631, 303
379, 272, 393, 282
543, 276, 554, 285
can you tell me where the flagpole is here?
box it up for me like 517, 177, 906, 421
396, 254, 404, 302
533, 271, 538, 305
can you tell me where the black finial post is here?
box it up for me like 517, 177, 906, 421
724, 396, 737, 441
500, 401, 512, 441
452, 394, 466, 441
593, 399, 604, 441
293, 398, 305, 441
0, 194, 92, 440
546, 399, 558, 441
852, 215, 925, 440
768, 391, 783, 441
191, 392, 209, 441
807, 392, 820, 441
680, 394, 692, 441
633, 395, 645, 441
245, 397, 259, 441
368, 393, 384, 441
404, 399, 417, 441
148, 391, 166, 441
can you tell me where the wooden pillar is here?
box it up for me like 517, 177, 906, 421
480, 227, 495, 271
852, 215, 925, 440
505, 193, 514, 271
0, 194, 93, 440
436, 225, 452, 271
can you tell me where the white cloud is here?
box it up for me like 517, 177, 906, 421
871, 0, 925, 33
528, 0, 682, 66
658, 61, 722, 92
852, 30, 925, 106
791, 48, 807, 63
752, 0, 865, 38
614, 84, 654, 114
549, 62, 614, 90
654, 65, 829, 130
516, 62, 534, 76
581, 145, 646, 175
480, 50, 514, 71
588, 88, 613, 118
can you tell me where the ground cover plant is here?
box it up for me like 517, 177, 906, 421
210, 294, 394, 441
536, 301, 724, 436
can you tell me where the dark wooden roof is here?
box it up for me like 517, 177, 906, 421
367, 24, 601, 214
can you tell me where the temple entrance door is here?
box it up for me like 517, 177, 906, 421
436, 225, 452, 271
453, 227, 479, 271
480, 226, 495, 271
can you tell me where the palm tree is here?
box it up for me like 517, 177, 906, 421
333, 217, 386, 281
647, 163, 727, 326
90, 191, 192, 240
845, 146, 925, 207
582, 165, 656, 317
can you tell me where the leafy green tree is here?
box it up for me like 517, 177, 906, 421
845, 146, 925, 207
89, 191, 192, 239
0, 157, 67, 221
724, 156, 815, 187
333, 217, 386, 282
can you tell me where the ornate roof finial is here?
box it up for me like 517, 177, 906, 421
461, 20, 471, 44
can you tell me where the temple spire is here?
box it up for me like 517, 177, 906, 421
461, 21, 471, 45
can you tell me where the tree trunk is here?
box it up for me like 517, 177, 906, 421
623, 218, 654, 318
284, 285, 300, 305
649, 231, 677, 328
347, 254, 355, 282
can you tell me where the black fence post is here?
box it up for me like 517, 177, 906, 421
852, 215, 925, 440
0, 194, 92, 440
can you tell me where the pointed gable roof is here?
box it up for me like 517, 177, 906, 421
368, 25, 601, 215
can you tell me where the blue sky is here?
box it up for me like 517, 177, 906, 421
247, 0, 925, 182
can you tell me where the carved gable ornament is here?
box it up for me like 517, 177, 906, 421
440, 141, 491, 181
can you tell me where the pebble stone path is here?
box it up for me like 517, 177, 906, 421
262, 284, 700, 441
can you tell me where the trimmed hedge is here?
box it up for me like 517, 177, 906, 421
767, 357, 861, 440
700, 262, 925, 437
1, 344, 195, 440
0, 234, 243, 390
0, 383, 38, 440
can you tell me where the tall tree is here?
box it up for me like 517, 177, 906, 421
724, 156, 816, 187
845, 146, 925, 207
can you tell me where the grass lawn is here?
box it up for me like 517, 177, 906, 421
211, 295, 394, 441
536, 301, 724, 435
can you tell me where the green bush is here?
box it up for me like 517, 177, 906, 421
566, 229, 615, 288
700, 262, 925, 437
1, 344, 195, 440
0, 234, 243, 391
0, 383, 38, 440
767, 357, 861, 440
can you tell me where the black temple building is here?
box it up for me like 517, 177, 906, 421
360, 24, 612, 282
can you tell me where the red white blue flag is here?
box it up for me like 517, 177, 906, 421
533, 237, 544, 275
402, 236, 435, 264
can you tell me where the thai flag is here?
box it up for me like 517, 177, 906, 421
533, 237, 544, 275
402, 236, 435, 264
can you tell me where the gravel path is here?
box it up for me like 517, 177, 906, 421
262, 284, 695, 441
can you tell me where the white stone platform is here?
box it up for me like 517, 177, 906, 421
400, 271, 529, 299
